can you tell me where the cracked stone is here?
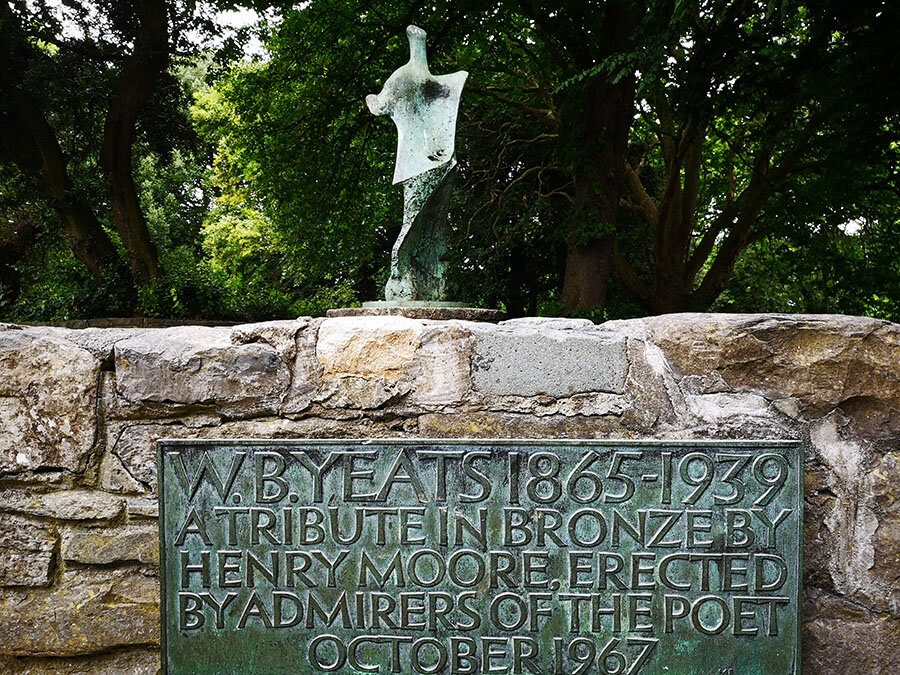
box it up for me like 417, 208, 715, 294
0, 514, 56, 587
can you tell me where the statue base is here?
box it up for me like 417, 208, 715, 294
327, 301, 505, 322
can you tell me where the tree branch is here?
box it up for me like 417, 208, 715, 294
623, 161, 658, 226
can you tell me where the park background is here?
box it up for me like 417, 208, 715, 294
1, 0, 897, 323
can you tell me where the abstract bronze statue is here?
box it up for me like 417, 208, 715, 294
366, 25, 467, 302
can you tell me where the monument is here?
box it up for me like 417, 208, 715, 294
327, 25, 503, 321
159, 439, 802, 673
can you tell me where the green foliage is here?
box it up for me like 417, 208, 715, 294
1, 1, 898, 322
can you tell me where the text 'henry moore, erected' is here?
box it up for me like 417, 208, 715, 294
159, 439, 802, 674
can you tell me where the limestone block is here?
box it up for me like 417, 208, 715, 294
61, 523, 158, 565
230, 318, 310, 355
0, 568, 159, 656
114, 326, 290, 412
108, 425, 162, 489
684, 392, 771, 422
0, 330, 100, 474
485, 392, 627, 417
470, 323, 628, 397
806, 413, 900, 615
283, 318, 323, 413
0, 490, 124, 521
315, 316, 472, 408
606, 313, 900, 432
0, 515, 56, 587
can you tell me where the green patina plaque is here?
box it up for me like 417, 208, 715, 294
159, 439, 802, 674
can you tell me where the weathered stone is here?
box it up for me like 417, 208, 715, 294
0, 514, 56, 587
869, 451, 900, 512
317, 316, 422, 379
486, 392, 627, 417
605, 313, 900, 433
230, 318, 309, 355
0, 568, 158, 656
114, 326, 290, 413
0, 490, 124, 521
40, 327, 145, 362
803, 587, 900, 674
0, 647, 160, 675
98, 451, 145, 494
124, 498, 157, 521
619, 336, 683, 431
315, 316, 472, 408
684, 392, 771, 422
809, 412, 873, 489
109, 425, 163, 489
0, 330, 100, 474
283, 318, 323, 414
61, 523, 158, 565
471, 323, 628, 397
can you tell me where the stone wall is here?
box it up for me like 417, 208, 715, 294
0, 313, 897, 673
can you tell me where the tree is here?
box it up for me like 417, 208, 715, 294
612, 2, 900, 313
220, 0, 898, 317
0, 1, 270, 291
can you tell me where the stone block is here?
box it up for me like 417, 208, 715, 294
114, 326, 290, 413
606, 313, 900, 431
0, 568, 159, 656
471, 324, 628, 397
61, 523, 158, 565
803, 588, 900, 674
418, 411, 628, 438
98, 451, 145, 494
315, 316, 472, 408
0, 515, 56, 587
0, 490, 124, 521
0, 330, 100, 474
125, 497, 159, 519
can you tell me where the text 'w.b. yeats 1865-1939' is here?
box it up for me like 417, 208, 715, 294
158, 439, 802, 674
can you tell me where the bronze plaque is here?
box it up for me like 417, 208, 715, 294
159, 439, 802, 673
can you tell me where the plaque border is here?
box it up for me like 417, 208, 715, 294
157, 437, 803, 674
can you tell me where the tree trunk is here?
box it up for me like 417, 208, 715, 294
562, 233, 614, 310
100, 0, 169, 283
559, 3, 639, 313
